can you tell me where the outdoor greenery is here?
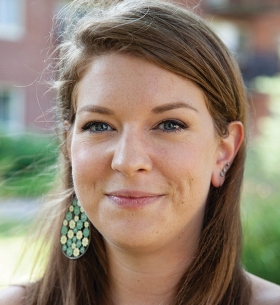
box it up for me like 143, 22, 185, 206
0, 75, 279, 287
0, 133, 58, 197
242, 75, 280, 285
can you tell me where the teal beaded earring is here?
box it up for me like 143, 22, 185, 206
60, 198, 91, 259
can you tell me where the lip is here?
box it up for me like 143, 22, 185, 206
106, 190, 165, 208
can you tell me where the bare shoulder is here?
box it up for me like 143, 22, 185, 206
248, 272, 280, 305
0, 286, 26, 305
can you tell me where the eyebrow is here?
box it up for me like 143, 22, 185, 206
77, 101, 198, 115
152, 102, 198, 114
77, 105, 115, 115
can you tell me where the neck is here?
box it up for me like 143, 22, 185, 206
105, 234, 199, 305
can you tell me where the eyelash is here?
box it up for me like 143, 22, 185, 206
82, 119, 187, 133
82, 121, 114, 133
154, 119, 188, 133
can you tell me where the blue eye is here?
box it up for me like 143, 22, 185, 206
82, 121, 114, 133
156, 120, 187, 133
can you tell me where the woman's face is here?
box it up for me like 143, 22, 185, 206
69, 53, 223, 254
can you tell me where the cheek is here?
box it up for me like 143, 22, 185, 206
70, 141, 109, 228
162, 145, 214, 203
71, 140, 108, 196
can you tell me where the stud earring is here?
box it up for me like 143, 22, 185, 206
220, 162, 231, 177
60, 198, 90, 259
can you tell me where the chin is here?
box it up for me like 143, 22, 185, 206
101, 225, 168, 254
105, 237, 165, 254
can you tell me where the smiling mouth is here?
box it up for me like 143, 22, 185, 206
105, 190, 165, 208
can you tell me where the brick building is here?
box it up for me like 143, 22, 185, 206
202, 0, 280, 84
180, 0, 280, 134
0, 0, 57, 133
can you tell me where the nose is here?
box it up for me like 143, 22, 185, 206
111, 128, 152, 177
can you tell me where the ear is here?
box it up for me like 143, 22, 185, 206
211, 121, 244, 187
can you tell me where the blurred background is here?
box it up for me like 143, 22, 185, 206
0, 0, 280, 289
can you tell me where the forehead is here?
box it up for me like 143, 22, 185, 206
75, 53, 209, 115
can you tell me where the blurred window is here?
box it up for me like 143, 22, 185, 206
210, 21, 240, 52
0, 86, 25, 133
0, 0, 25, 41
0, 89, 10, 122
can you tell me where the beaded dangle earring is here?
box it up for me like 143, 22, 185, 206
60, 198, 91, 259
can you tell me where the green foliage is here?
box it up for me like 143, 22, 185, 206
242, 75, 280, 285
0, 219, 29, 237
243, 194, 280, 285
0, 133, 58, 197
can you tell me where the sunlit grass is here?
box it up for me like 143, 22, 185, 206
0, 220, 29, 290
0, 218, 47, 291
0, 237, 28, 289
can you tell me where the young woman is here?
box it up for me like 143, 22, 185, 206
1, 0, 280, 304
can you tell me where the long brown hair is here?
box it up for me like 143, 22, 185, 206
26, 0, 251, 304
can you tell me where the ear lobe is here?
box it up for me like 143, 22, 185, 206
211, 121, 244, 187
